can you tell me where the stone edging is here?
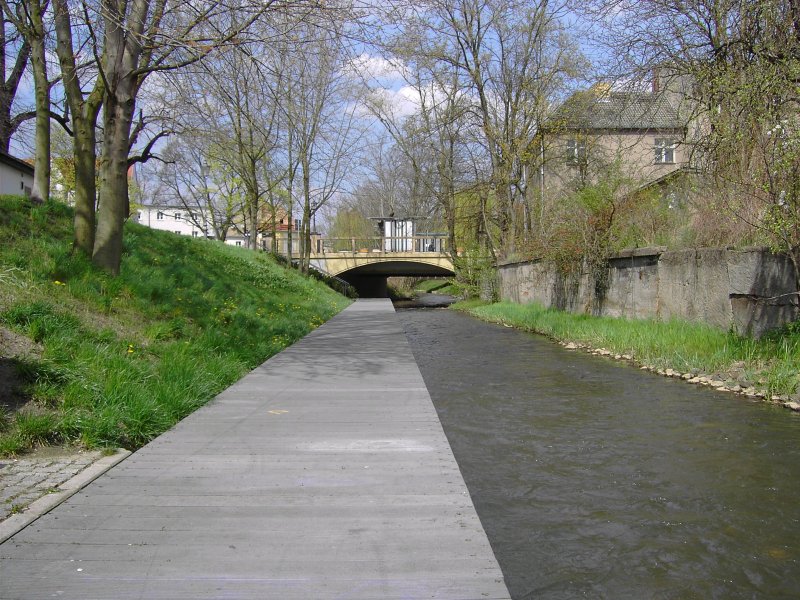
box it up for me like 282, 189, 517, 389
0, 449, 131, 544
558, 340, 800, 412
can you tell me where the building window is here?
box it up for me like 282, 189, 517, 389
655, 138, 676, 164
192, 231, 199, 237
565, 138, 587, 165
174, 212, 181, 220
156, 211, 164, 220
235, 241, 242, 247
174, 230, 181, 235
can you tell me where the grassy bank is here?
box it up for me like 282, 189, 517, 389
0, 197, 350, 456
453, 300, 800, 402
414, 278, 460, 296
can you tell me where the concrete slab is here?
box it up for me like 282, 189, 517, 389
0, 300, 509, 599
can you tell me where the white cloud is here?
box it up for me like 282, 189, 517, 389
365, 85, 420, 119
344, 52, 409, 85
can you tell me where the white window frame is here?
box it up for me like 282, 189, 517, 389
655, 138, 676, 164
566, 138, 587, 166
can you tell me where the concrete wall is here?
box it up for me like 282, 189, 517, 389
498, 247, 799, 337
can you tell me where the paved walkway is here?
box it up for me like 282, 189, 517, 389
0, 450, 103, 522
0, 300, 509, 599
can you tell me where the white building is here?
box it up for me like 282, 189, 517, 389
135, 205, 210, 239
135, 204, 258, 248
0, 152, 34, 197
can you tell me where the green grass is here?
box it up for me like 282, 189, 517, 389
0, 196, 350, 455
455, 300, 800, 398
414, 278, 459, 295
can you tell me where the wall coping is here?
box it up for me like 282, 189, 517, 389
499, 246, 783, 269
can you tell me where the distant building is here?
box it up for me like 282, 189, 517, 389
258, 205, 319, 255
135, 205, 211, 238
538, 79, 690, 199
0, 151, 34, 197
134, 203, 320, 254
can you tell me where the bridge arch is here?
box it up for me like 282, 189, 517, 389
310, 254, 455, 297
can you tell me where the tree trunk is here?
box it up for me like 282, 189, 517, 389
28, 11, 48, 204
248, 192, 258, 250
286, 193, 293, 265
72, 121, 98, 254
270, 205, 278, 253
301, 160, 311, 273
53, 0, 103, 256
93, 89, 135, 274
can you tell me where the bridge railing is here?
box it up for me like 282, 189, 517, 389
318, 235, 449, 254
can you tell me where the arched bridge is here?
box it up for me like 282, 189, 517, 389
310, 236, 454, 297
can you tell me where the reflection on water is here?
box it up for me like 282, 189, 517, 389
392, 292, 458, 309
398, 308, 800, 600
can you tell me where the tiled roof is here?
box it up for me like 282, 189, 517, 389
0, 151, 34, 175
549, 89, 683, 131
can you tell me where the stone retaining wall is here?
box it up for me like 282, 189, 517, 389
498, 247, 799, 337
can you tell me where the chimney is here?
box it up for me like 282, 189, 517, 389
652, 67, 661, 94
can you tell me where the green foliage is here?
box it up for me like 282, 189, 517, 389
0, 196, 350, 456
328, 208, 377, 251
451, 245, 498, 300
414, 279, 458, 294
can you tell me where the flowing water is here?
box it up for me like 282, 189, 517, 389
397, 307, 800, 600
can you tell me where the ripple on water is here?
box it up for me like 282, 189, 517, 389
398, 308, 800, 600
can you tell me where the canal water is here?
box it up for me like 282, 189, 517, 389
397, 307, 800, 599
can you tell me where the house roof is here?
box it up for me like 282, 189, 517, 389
0, 151, 34, 175
549, 87, 683, 132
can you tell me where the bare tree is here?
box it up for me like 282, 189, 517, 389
53, 0, 103, 254
410, 0, 582, 256
157, 139, 242, 241
2, 0, 51, 203
279, 18, 366, 271
0, 17, 31, 152
363, 47, 472, 256
47, 0, 317, 274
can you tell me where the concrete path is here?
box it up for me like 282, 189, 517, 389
0, 300, 509, 600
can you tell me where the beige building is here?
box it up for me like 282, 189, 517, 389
258, 205, 321, 255
539, 82, 689, 199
